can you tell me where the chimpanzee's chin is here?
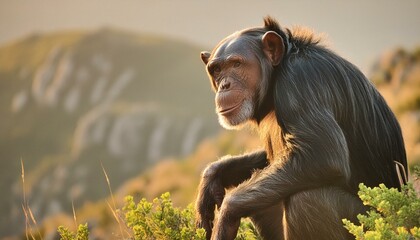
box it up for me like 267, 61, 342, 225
218, 116, 246, 130
217, 101, 253, 130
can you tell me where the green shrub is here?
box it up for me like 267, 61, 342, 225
58, 183, 419, 239
123, 192, 261, 240
58, 192, 261, 240
123, 192, 205, 240
343, 183, 420, 240
57, 223, 89, 240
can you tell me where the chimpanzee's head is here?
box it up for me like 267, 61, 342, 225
201, 20, 285, 129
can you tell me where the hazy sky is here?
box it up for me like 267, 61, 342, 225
1, 0, 420, 73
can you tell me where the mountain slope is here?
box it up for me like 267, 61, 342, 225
0, 29, 220, 236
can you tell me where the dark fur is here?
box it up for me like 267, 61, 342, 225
196, 16, 407, 240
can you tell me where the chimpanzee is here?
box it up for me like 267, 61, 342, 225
195, 16, 407, 240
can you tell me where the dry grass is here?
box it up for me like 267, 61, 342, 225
100, 161, 132, 239
21, 159, 43, 240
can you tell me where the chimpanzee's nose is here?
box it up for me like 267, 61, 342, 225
220, 80, 231, 90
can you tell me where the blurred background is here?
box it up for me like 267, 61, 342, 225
0, 0, 419, 238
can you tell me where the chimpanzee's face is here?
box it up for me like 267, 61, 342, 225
201, 36, 262, 129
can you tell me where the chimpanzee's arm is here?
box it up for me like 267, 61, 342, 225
212, 150, 269, 188
195, 150, 268, 239
211, 109, 351, 239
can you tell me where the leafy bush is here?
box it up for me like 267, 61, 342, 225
343, 183, 420, 240
58, 192, 261, 240
58, 174, 419, 239
123, 192, 205, 239
57, 223, 89, 240
123, 192, 261, 240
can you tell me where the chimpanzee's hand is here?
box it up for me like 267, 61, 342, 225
195, 163, 226, 240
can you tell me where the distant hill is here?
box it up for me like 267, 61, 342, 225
370, 47, 420, 166
0, 29, 220, 236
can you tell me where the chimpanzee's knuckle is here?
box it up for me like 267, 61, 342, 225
202, 161, 220, 179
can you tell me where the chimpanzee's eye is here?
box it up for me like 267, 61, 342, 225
233, 61, 241, 68
213, 66, 221, 74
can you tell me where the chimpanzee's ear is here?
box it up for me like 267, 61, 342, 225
201, 51, 211, 65
262, 31, 285, 66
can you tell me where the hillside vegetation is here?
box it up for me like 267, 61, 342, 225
25, 130, 260, 238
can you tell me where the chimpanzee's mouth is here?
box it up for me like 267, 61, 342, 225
218, 102, 242, 115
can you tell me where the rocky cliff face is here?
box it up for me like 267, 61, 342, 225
0, 29, 219, 236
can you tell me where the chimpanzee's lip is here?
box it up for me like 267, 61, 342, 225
218, 102, 241, 115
